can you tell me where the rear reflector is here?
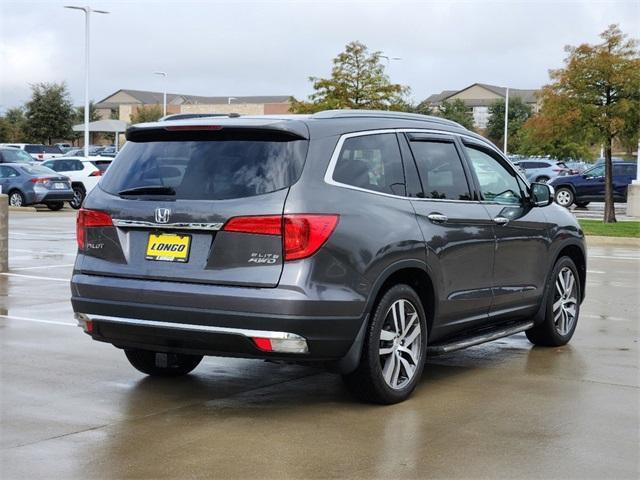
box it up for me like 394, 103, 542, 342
77, 208, 113, 249
252, 338, 273, 351
252, 336, 309, 354
222, 214, 339, 261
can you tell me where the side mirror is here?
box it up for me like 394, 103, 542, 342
530, 182, 554, 207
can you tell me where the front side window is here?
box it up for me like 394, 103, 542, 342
465, 145, 523, 204
408, 140, 471, 200
333, 133, 405, 195
584, 165, 605, 178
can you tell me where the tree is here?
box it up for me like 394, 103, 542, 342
24, 82, 74, 144
290, 41, 409, 113
0, 107, 28, 142
487, 97, 533, 152
130, 104, 163, 124
533, 25, 640, 222
434, 99, 474, 130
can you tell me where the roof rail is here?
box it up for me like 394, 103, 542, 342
310, 109, 466, 129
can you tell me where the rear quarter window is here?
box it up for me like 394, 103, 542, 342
100, 132, 309, 200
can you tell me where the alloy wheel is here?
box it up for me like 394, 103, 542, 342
379, 299, 422, 390
553, 267, 578, 336
555, 189, 573, 207
71, 188, 84, 209
9, 193, 23, 207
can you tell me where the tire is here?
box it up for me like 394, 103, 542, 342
342, 284, 427, 404
536, 176, 550, 184
8, 190, 25, 207
554, 187, 574, 208
70, 186, 85, 209
46, 202, 64, 211
526, 256, 581, 347
575, 202, 590, 208
124, 349, 203, 377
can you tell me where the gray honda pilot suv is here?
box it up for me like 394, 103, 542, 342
72, 110, 586, 404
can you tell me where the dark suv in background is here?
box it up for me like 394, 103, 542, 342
72, 110, 586, 404
550, 160, 638, 208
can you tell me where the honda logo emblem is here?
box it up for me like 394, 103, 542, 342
155, 208, 171, 224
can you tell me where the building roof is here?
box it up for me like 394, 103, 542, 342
96, 89, 291, 108
72, 119, 128, 133
425, 83, 539, 105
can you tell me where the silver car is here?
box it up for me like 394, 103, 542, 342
513, 159, 570, 183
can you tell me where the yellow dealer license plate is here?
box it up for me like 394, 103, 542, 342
145, 233, 191, 263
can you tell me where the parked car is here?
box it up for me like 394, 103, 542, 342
0, 163, 73, 210
0, 143, 64, 161
512, 159, 571, 183
564, 160, 590, 174
72, 110, 586, 404
549, 161, 638, 208
0, 146, 36, 164
97, 146, 117, 158
42, 156, 113, 209
55, 143, 73, 152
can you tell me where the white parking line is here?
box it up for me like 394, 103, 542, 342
586, 270, 605, 274
11, 264, 75, 271
10, 232, 76, 238
9, 248, 76, 256
589, 255, 640, 261
0, 314, 75, 327
0, 272, 69, 282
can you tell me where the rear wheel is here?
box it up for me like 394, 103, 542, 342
8, 190, 25, 207
526, 256, 580, 347
125, 349, 203, 376
342, 284, 427, 404
46, 202, 64, 211
70, 186, 85, 209
555, 187, 574, 208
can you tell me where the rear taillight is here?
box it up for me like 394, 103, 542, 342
30, 177, 50, 184
89, 170, 103, 177
222, 214, 339, 261
77, 208, 113, 249
37, 154, 44, 160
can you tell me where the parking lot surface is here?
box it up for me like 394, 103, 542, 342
1, 210, 638, 479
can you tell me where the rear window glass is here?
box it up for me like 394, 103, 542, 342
19, 164, 56, 175
100, 135, 308, 200
1, 149, 33, 163
24, 145, 45, 153
43, 145, 62, 154
91, 160, 112, 172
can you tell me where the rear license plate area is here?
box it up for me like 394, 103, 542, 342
145, 233, 191, 263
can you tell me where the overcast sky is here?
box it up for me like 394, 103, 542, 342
0, 0, 638, 112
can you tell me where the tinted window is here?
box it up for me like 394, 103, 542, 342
584, 165, 605, 178
43, 145, 62, 154
333, 133, 405, 195
615, 164, 637, 176
19, 165, 56, 175
465, 145, 523, 204
91, 160, 111, 172
409, 140, 471, 200
0, 166, 19, 178
24, 145, 45, 153
1, 149, 33, 163
101, 135, 309, 200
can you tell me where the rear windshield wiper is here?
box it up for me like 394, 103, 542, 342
118, 186, 176, 196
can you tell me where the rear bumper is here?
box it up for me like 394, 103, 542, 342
35, 189, 74, 203
71, 273, 366, 361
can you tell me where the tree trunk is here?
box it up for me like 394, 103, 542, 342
603, 139, 617, 223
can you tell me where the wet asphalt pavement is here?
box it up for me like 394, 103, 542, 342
1, 210, 638, 479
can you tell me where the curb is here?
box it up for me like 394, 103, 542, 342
9, 206, 37, 213
586, 235, 640, 247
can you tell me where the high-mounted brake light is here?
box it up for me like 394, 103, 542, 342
164, 125, 224, 131
222, 214, 339, 261
77, 208, 113, 249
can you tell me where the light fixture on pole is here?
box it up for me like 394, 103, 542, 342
154, 71, 167, 116
64, 6, 109, 158
503, 87, 510, 155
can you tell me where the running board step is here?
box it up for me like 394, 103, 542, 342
427, 320, 534, 355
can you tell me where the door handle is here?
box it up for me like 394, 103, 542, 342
427, 213, 448, 224
493, 216, 510, 226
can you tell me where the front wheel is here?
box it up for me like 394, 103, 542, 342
342, 284, 427, 404
124, 349, 203, 376
526, 256, 581, 347
555, 187, 574, 208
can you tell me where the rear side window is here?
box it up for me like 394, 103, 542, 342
101, 133, 309, 200
615, 164, 637, 176
1, 149, 33, 163
408, 140, 471, 200
332, 133, 405, 196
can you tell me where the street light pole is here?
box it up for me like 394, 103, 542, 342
503, 87, 510, 154
65, 6, 109, 158
154, 72, 167, 116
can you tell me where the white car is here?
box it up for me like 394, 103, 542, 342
42, 156, 112, 209
0, 143, 64, 161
